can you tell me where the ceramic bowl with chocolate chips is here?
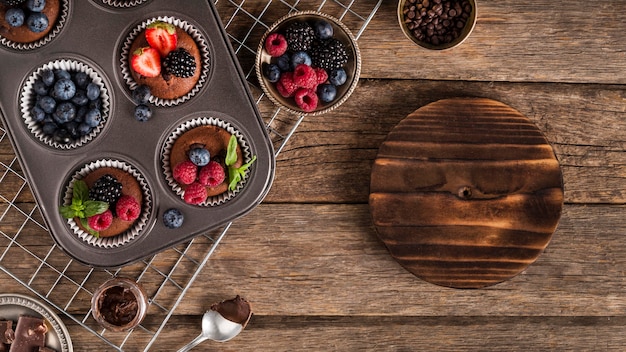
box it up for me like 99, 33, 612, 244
398, 0, 477, 50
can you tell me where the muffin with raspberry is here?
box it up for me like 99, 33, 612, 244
61, 159, 151, 247
163, 117, 255, 206
122, 17, 209, 105
0, 0, 65, 46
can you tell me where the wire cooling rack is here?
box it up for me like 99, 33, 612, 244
0, 1, 382, 350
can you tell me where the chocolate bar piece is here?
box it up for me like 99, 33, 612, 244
0, 321, 14, 345
9, 315, 47, 352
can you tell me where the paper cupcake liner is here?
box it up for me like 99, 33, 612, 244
120, 16, 211, 107
20, 59, 110, 150
162, 117, 252, 206
99, 0, 150, 8
0, 0, 69, 51
63, 159, 152, 248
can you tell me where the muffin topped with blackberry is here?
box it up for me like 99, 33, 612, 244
0, 0, 61, 44
60, 166, 144, 238
128, 20, 202, 100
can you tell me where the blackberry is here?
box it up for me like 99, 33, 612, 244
163, 48, 196, 78
88, 174, 122, 206
284, 21, 315, 52
0, 0, 27, 5
310, 38, 349, 70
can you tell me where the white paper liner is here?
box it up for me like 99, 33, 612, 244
63, 159, 152, 248
20, 59, 110, 150
99, 0, 150, 8
120, 16, 211, 107
0, 0, 69, 51
162, 117, 252, 206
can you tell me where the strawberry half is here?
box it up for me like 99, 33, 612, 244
131, 47, 161, 78
145, 21, 178, 57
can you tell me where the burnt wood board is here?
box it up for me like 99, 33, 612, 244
369, 97, 564, 288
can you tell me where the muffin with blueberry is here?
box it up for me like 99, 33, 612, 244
163, 117, 255, 206
21, 59, 109, 149
60, 159, 151, 247
0, 0, 61, 44
122, 17, 209, 105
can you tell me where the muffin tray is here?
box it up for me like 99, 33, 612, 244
0, 0, 275, 267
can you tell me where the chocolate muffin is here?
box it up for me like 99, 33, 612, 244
0, 0, 60, 44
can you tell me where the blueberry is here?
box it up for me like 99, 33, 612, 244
54, 69, 71, 81
71, 89, 89, 106
134, 104, 152, 122
78, 122, 92, 136
276, 53, 291, 72
86, 82, 100, 101
131, 85, 151, 104
53, 78, 76, 101
329, 68, 347, 86
26, 0, 46, 12
317, 83, 337, 103
188, 147, 210, 166
84, 108, 101, 127
75, 105, 88, 122
290, 51, 312, 70
31, 106, 46, 122
5, 8, 25, 28
163, 208, 184, 229
26, 12, 49, 33
73, 71, 89, 89
37, 95, 56, 114
314, 20, 333, 40
53, 128, 72, 144
88, 98, 101, 110
33, 79, 49, 96
263, 63, 281, 83
41, 122, 57, 136
40, 70, 55, 86
53, 102, 76, 124
64, 121, 80, 139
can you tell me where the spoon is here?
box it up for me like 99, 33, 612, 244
176, 310, 245, 352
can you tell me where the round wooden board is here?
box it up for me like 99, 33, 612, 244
369, 98, 564, 289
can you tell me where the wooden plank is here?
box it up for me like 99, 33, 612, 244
358, 1, 626, 84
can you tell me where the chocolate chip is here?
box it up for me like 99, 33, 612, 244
402, 0, 473, 47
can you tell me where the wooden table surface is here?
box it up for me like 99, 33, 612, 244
2, 1, 626, 351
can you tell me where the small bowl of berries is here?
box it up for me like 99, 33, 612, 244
256, 11, 361, 116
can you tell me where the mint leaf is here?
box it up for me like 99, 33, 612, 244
59, 205, 77, 219
228, 155, 257, 191
84, 200, 109, 218
73, 180, 89, 202
225, 135, 239, 166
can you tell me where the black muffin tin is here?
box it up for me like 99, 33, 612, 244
0, 0, 275, 267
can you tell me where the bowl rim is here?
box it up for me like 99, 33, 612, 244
397, 0, 477, 50
255, 10, 361, 116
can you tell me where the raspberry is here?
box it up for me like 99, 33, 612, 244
314, 67, 328, 85
88, 210, 113, 231
115, 195, 141, 222
198, 161, 226, 188
264, 33, 288, 57
294, 88, 318, 112
293, 64, 317, 89
276, 72, 298, 98
183, 182, 208, 205
173, 160, 198, 185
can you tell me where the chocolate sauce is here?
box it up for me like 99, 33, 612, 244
97, 286, 139, 326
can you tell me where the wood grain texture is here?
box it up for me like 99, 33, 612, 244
370, 98, 563, 288
0, 1, 625, 350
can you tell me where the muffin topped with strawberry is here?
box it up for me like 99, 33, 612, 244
128, 20, 202, 101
